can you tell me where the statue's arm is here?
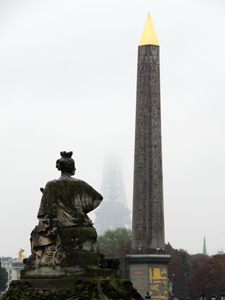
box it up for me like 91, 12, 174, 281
80, 181, 103, 212
91, 189, 103, 201
92, 191, 103, 210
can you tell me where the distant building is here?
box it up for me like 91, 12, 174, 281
217, 249, 224, 255
203, 237, 207, 255
94, 156, 131, 236
1, 257, 24, 289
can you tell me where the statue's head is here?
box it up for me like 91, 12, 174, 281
56, 151, 76, 175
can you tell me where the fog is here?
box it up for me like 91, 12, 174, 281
0, 0, 225, 258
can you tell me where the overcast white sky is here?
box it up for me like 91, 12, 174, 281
0, 0, 225, 258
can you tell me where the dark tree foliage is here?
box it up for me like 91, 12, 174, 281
165, 243, 193, 300
0, 258, 8, 292
98, 228, 132, 279
165, 243, 212, 300
189, 254, 225, 299
190, 254, 210, 273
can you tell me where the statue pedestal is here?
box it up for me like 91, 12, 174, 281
21, 226, 121, 279
2, 226, 143, 300
2, 278, 143, 300
126, 254, 171, 299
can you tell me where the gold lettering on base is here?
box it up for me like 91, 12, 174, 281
149, 266, 168, 300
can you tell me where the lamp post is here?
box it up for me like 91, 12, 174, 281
220, 291, 225, 300
210, 270, 215, 300
211, 293, 216, 300
200, 292, 207, 300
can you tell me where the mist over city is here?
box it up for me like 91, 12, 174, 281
0, 0, 225, 259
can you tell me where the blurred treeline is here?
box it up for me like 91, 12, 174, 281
99, 228, 225, 300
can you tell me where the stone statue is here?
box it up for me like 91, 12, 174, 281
23, 151, 105, 277
5, 151, 143, 300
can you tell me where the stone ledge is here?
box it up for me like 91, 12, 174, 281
126, 254, 171, 264
21, 265, 119, 280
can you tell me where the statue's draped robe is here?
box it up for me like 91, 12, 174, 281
31, 179, 102, 258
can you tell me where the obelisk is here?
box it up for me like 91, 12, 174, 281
126, 13, 170, 299
132, 13, 164, 252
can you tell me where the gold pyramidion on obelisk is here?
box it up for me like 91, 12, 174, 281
139, 12, 159, 46
127, 13, 170, 299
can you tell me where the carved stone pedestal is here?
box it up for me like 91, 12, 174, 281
21, 226, 116, 279
126, 254, 171, 299
2, 226, 143, 300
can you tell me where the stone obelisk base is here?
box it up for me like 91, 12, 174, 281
126, 254, 171, 299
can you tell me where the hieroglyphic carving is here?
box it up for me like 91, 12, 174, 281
130, 264, 149, 296
132, 45, 165, 251
149, 265, 168, 300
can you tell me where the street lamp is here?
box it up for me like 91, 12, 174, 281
221, 291, 225, 300
200, 292, 207, 300
211, 293, 216, 300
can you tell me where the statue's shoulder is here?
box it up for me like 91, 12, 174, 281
42, 180, 57, 190
75, 179, 86, 184
75, 180, 102, 198
45, 179, 57, 186
69, 179, 91, 188
56, 176, 82, 182
75, 179, 91, 187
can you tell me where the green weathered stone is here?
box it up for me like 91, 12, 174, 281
2, 278, 143, 300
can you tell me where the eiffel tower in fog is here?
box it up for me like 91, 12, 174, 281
94, 156, 132, 236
